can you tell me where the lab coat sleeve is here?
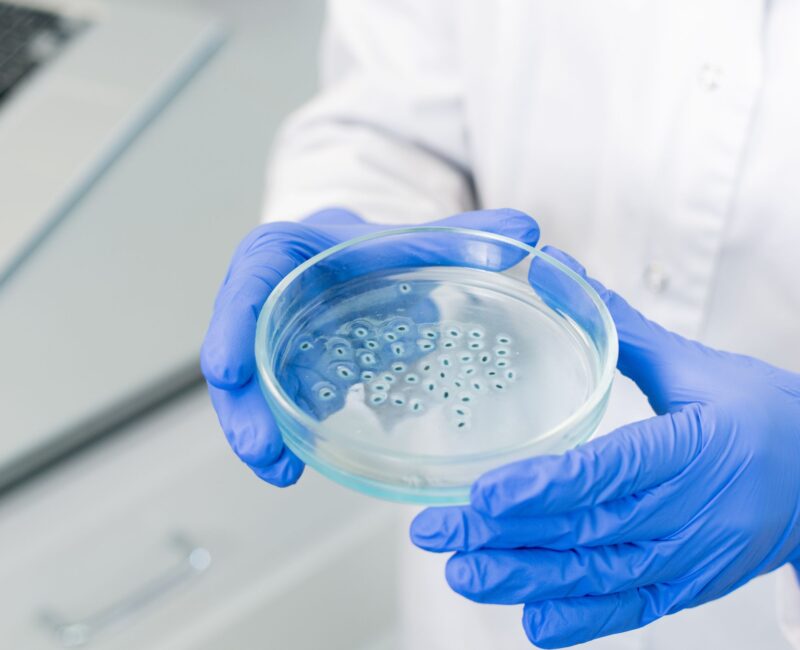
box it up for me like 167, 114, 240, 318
778, 563, 800, 649
261, 0, 475, 225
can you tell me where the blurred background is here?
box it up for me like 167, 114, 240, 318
0, 0, 400, 647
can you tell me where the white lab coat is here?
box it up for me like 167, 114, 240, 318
262, 0, 800, 647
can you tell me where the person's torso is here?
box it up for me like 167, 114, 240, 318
458, 0, 800, 370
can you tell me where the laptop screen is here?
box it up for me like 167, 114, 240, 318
0, 2, 88, 106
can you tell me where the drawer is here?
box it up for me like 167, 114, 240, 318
0, 388, 400, 649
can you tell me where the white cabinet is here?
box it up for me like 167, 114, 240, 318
0, 388, 399, 649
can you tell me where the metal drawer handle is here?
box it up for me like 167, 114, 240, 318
40, 534, 212, 648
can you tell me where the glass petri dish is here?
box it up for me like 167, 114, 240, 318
255, 227, 617, 505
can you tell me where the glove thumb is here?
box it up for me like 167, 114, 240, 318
540, 246, 695, 414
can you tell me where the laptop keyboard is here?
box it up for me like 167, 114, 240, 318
0, 2, 85, 105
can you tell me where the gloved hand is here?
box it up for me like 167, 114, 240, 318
201, 208, 540, 487
411, 246, 800, 648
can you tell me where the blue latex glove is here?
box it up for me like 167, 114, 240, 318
411, 246, 800, 648
201, 208, 540, 487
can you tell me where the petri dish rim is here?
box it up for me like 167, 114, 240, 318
255, 226, 618, 464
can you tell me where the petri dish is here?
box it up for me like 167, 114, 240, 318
255, 227, 617, 505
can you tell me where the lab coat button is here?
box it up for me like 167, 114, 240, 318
643, 262, 669, 294
698, 63, 723, 91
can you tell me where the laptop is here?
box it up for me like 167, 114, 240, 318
0, 0, 221, 284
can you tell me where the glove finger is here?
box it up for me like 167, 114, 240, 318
522, 584, 678, 648
301, 207, 366, 227
444, 538, 696, 605
527, 248, 607, 350
412, 481, 692, 552
208, 381, 287, 469
320, 209, 540, 283
431, 208, 540, 247
470, 405, 703, 518
315, 207, 540, 277
539, 245, 705, 414
251, 446, 305, 487
202, 223, 340, 390
315, 208, 541, 247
